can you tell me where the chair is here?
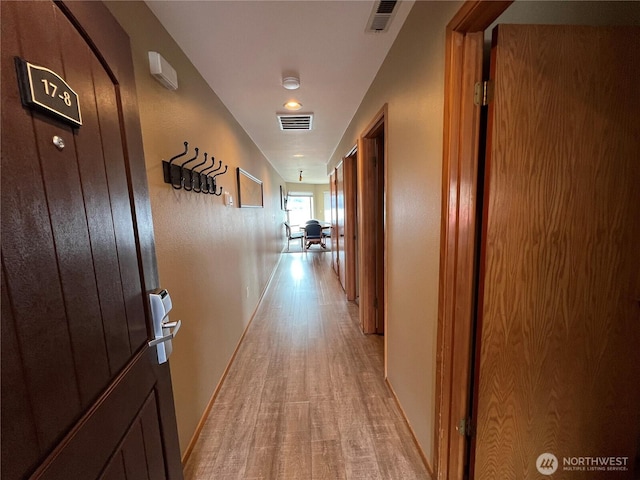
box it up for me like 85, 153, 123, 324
284, 222, 304, 251
304, 222, 325, 249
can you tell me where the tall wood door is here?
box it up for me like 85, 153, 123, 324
472, 25, 640, 479
343, 152, 358, 302
1, 2, 183, 479
330, 170, 339, 274
336, 161, 347, 291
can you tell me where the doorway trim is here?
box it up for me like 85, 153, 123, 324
358, 104, 387, 342
434, 2, 512, 479
344, 145, 358, 301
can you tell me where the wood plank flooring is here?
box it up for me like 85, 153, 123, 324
183, 251, 430, 479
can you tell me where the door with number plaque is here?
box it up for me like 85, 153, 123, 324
1, 1, 183, 479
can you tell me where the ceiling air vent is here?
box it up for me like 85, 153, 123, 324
366, 0, 398, 33
277, 113, 313, 131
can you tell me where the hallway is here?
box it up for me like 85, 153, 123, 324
183, 251, 430, 479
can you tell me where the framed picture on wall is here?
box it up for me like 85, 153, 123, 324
237, 168, 263, 208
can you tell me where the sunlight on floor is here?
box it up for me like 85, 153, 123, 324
290, 257, 304, 280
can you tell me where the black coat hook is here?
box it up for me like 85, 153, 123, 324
162, 143, 227, 199
196, 154, 216, 194
210, 164, 227, 181
180, 148, 199, 191
191, 153, 209, 193
201, 159, 222, 176
169, 141, 188, 165
208, 165, 228, 195
166, 141, 189, 189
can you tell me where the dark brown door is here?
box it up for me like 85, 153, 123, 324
373, 136, 385, 335
1, 2, 183, 479
472, 25, 640, 479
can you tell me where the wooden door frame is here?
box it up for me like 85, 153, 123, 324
434, 2, 512, 479
343, 145, 358, 301
358, 105, 387, 338
330, 169, 339, 274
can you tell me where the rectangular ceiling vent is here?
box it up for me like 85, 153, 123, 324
277, 113, 313, 131
366, 0, 398, 33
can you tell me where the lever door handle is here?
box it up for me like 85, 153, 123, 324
149, 319, 182, 347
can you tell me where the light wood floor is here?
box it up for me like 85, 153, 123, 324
183, 251, 430, 479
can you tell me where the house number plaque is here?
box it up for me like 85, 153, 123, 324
15, 57, 82, 127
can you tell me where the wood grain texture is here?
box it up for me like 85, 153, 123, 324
336, 161, 347, 291
2, 2, 182, 478
436, 5, 514, 479
358, 106, 387, 335
344, 152, 358, 301
330, 170, 339, 275
1, 1, 83, 456
443, 31, 484, 480
183, 252, 430, 479
473, 25, 640, 479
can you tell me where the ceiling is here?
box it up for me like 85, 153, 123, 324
145, 1, 414, 184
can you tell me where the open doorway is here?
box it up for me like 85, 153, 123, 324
358, 106, 387, 335
344, 146, 359, 303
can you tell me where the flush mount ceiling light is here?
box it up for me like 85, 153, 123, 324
284, 101, 302, 111
282, 76, 300, 90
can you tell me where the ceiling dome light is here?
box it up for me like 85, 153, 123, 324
282, 76, 300, 90
284, 101, 302, 111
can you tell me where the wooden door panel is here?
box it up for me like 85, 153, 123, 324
330, 171, 338, 273
121, 393, 167, 480
101, 457, 127, 480
57, 15, 137, 373
1, 1, 84, 456
70, 51, 134, 374
1, 2, 182, 478
337, 162, 346, 290
1, 270, 41, 480
474, 25, 640, 479
343, 154, 358, 301
21, 2, 113, 406
31, 351, 159, 479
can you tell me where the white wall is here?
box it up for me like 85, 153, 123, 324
329, 0, 640, 468
328, 1, 463, 465
105, 1, 286, 454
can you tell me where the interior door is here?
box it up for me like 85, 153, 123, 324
336, 161, 347, 291
472, 25, 640, 479
344, 150, 358, 302
1, 2, 183, 479
330, 170, 339, 273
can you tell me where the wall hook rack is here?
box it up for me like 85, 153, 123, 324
209, 165, 227, 196
162, 141, 228, 195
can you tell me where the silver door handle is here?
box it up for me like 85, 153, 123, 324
148, 319, 182, 347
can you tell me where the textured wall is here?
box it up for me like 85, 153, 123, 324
105, 1, 286, 454
327, 1, 462, 464
328, 0, 640, 467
